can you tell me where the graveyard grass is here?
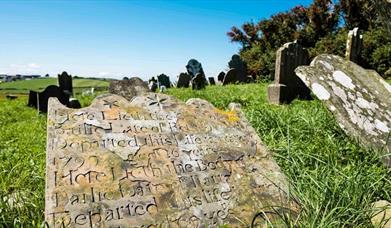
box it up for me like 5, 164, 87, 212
0, 83, 390, 227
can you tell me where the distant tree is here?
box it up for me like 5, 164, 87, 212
45, 74, 49, 77
298, 0, 339, 47
227, 22, 261, 50
123, 77, 129, 80
338, 0, 375, 30
228, 0, 389, 79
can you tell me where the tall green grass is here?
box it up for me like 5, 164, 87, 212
0, 83, 389, 227
0, 98, 46, 226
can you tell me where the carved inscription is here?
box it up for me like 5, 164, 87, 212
45, 94, 297, 227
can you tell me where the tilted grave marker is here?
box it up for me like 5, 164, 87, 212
45, 93, 298, 227
296, 54, 391, 168
109, 77, 149, 101
267, 41, 311, 104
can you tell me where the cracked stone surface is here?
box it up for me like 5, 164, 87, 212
45, 93, 298, 227
296, 54, 391, 168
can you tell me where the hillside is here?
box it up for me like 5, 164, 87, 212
0, 83, 390, 227
0, 77, 110, 94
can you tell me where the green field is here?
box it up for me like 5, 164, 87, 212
0, 83, 390, 227
0, 77, 110, 94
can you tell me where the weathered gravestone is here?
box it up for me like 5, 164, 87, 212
228, 54, 248, 83
267, 41, 311, 104
58, 71, 73, 95
345, 27, 363, 64
208, 77, 216, 85
191, 73, 207, 90
28, 85, 70, 113
223, 69, 237, 86
177, 73, 191, 88
217, 72, 225, 83
45, 93, 298, 227
109, 77, 149, 101
295, 54, 391, 168
157, 74, 171, 88
186, 59, 205, 78
148, 77, 158, 92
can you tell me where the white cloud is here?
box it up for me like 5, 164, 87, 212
6, 63, 42, 74
98, 72, 110, 77
28, 63, 40, 69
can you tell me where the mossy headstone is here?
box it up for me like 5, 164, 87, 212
296, 54, 391, 168
45, 93, 298, 227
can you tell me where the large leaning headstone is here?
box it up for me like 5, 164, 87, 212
109, 77, 149, 101
296, 54, 391, 168
345, 27, 363, 64
45, 93, 298, 227
267, 41, 311, 104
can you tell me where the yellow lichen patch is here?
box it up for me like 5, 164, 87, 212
215, 108, 240, 123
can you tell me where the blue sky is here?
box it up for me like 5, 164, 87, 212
0, 0, 313, 80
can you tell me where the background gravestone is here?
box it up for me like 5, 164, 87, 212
217, 71, 225, 83
208, 77, 216, 85
345, 27, 363, 64
191, 73, 206, 90
45, 93, 298, 227
177, 73, 191, 88
186, 59, 208, 89
228, 54, 248, 83
223, 69, 237, 85
157, 74, 171, 88
27, 85, 69, 113
267, 41, 311, 104
186, 59, 205, 78
58, 71, 73, 95
148, 77, 158, 92
109, 77, 149, 100
296, 54, 391, 168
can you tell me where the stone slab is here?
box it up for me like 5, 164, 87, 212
109, 77, 149, 101
45, 93, 298, 227
296, 54, 391, 168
